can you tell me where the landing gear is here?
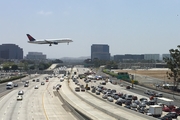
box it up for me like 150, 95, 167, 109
49, 44, 52, 46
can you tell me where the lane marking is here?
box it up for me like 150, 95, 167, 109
42, 82, 50, 120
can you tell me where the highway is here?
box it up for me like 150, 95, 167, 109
0, 74, 77, 120
0, 65, 179, 120
65, 67, 158, 120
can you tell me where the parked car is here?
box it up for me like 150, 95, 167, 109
36, 79, 40, 82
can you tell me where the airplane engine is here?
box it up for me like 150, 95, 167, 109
53, 42, 58, 45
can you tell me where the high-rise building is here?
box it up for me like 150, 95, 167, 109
91, 44, 110, 61
26, 52, 46, 60
0, 44, 23, 59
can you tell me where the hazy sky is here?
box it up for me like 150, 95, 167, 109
0, 0, 180, 58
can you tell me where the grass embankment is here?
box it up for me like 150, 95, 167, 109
102, 69, 139, 84
0, 75, 27, 84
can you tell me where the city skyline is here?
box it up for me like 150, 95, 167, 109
0, 0, 180, 58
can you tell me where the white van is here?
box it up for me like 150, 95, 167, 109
6, 82, 14, 89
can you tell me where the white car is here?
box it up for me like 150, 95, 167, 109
17, 95, 23, 101
34, 86, 38, 89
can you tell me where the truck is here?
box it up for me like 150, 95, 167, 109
147, 105, 162, 117
156, 97, 174, 106
6, 82, 14, 89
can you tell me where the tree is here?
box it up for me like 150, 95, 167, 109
11, 64, 18, 70
163, 46, 180, 97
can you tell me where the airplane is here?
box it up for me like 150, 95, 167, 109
26, 34, 73, 46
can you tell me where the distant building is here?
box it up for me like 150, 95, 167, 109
0, 44, 23, 59
144, 54, 160, 61
162, 54, 171, 60
114, 54, 144, 62
91, 44, 110, 61
26, 52, 46, 60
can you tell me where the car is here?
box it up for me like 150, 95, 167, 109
34, 86, 38, 89
139, 102, 146, 108
101, 81, 106, 85
81, 88, 86, 92
17, 95, 23, 101
144, 90, 151, 94
41, 82, 45, 85
124, 105, 131, 109
14, 84, 18, 87
113, 95, 120, 100
115, 100, 122, 106
25, 81, 29, 84
56, 84, 62, 88
126, 86, 130, 89
91, 88, 96, 93
46, 79, 48, 82
32, 79, 35, 82
139, 98, 148, 102
36, 79, 40, 82
24, 84, 28, 87
117, 98, 126, 104
133, 100, 140, 105
165, 112, 178, 119
132, 96, 138, 100
107, 97, 114, 102
102, 94, 108, 99
146, 100, 155, 106
91, 86, 95, 88
75, 87, 80, 92
125, 100, 132, 105
96, 91, 100, 95
18, 90, 24, 95
155, 93, 163, 97
125, 94, 133, 100
131, 103, 138, 108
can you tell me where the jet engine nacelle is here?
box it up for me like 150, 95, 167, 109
53, 42, 58, 45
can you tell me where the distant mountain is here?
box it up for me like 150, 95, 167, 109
60, 56, 90, 63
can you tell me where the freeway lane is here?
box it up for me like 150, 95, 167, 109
0, 74, 77, 120
60, 76, 116, 120
0, 74, 40, 98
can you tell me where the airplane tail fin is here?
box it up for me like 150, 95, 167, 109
26, 34, 36, 41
